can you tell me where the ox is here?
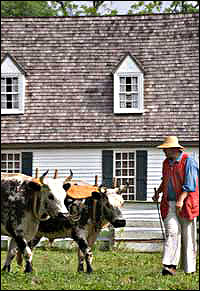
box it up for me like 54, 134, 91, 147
23, 182, 126, 273
1, 171, 67, 272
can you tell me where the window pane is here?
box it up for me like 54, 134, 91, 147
1, 101, 6, 109
129, 169, 135, 176
7, 78, 12, 84
8, 162, 13, 169
129, 161, 134, 168
122, 153, 128, 160
120, 102, 126, 108
8, 154, 13, 160
116, 161, 121, 168
120, 77, 126, 84
122, 178, 128, 184
122, 169, 127, 176
115, 153, 121, 160
14, 154, 20, 160
13, 101, 19, 109
13, 78, 18, 91
126, 84, 132, 92
120, 85, 126, 92
129, 178, 134, 185
116, 169, 121, 176
126, 77, 132, 84
1, 154, 7, 160
1, 85, 6, 92
122, 161, 127, 168
15, 162, 20, 169
7, 102, 13, 109
129, 152, 135, 159
1, 162, 7, 169
119, 94, 126, 101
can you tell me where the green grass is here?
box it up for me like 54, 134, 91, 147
1, 246, 199, 290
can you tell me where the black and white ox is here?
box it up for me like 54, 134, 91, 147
24, 182, 126, 273
1, 171, 67, 272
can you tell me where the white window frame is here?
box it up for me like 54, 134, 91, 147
113, 150, 136, 201
1, 54, 25, 115
114, 72, 144, 114
1, 152, 22, 173
1, 73, 25, 114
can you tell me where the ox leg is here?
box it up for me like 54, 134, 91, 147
77, 248, 84, 272
14, 235, 33, 273
2, 238, 17, 272
72, 230, 93, 273
15, 236, 42, 267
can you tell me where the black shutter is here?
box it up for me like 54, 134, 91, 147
21, 152, 33, 176
136, 150, 147, 201
102, 150, 113, 187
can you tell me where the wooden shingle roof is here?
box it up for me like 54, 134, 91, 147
1, 14, 199, 147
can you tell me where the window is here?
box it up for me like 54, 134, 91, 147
1, 53, 25, 114
1, 153, 21, 173
119, 76, 139, 109
114, 151, 136, 200
1, 77, 19, 109
113, 53, 144, 114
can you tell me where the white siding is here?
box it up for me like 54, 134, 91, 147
32, 148, 102, 185
2, 146, 198, 201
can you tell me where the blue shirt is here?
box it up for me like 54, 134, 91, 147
167, 152, 199, 201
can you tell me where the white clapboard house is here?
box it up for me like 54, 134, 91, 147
1, 14, 199, 251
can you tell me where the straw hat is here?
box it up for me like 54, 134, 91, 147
157, 136, 184, 150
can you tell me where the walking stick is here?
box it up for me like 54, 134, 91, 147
154, 188, 166, 241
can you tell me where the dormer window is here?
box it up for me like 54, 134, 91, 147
113, 53, 144, 114
1, 53, 26, 114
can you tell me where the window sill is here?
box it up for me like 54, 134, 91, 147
1, 109, 24, 115
114, 109, 144, 114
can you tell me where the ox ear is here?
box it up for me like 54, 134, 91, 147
91, 191, 101, 200
28, 181, 42, 191
63, 183, 71, 192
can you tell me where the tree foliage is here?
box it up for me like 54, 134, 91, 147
1, 1, 199, 17
128, 1, 199, 15
1, 1, 57, 17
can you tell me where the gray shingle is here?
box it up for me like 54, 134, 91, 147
1, 14, 199, 146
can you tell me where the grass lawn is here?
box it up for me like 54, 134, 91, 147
1, 246, 199, 290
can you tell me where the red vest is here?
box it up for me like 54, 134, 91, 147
160, 153, 199, 220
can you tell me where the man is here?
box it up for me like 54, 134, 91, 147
152, 136, 199, 275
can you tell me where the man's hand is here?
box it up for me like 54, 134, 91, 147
176, 192, 188, 216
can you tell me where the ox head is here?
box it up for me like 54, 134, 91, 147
63, 182, 126, 228
30, 170, 67, 221
92, 187, 126, 228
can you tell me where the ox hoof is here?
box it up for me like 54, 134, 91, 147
2, 265, 11, 272
86, 267, 93, 274
78, 266, 84, 272
24, 262, 33, 273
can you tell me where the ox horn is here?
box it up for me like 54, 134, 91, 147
39, 169, 49, 184
65, 169, 73, 182
53, 169, 58, 179
35, 168, 39, 178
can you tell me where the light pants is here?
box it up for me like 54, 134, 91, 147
162, 201, 197, 273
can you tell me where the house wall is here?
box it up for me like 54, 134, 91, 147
2, 146, 198, 201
